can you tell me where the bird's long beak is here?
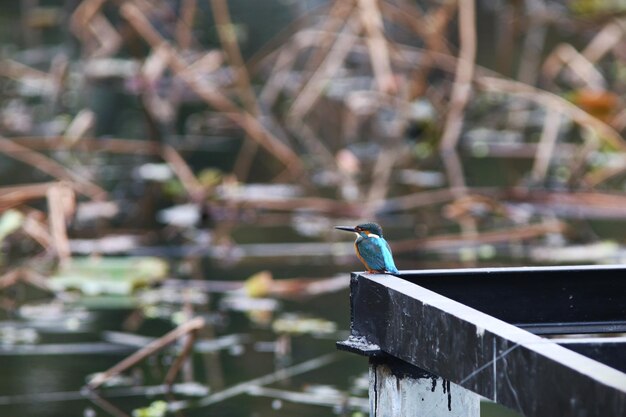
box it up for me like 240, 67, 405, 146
335, 226, 357, 232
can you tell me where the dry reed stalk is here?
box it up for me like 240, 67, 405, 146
259, 40, 300, 107
378, 1, 428, 39
21, 269, 52, 292
382, 0, 457, 56
283, 28, 494, 81
11, 136, 162, 155
69, 0, 106, 38
438, 0, 476, 203
439, 0, 476, 154
0, 182, 57, 204
285, 122, 337, 172
186, 50, 223, 74
365, 147, 399, 207
176, 0, 197, 50
567, 129, 602, 187
611, 109, 626, 131
0, 59, 52, 81
212, 196, 362, 216
172, 353, 339, 410
298, 0, 356, 87
476, 76, 626, 151
386, 0, 457, 96
581, 20, 625, 63
64, 109, 96, 145
507, 1, 547, 130
516, 0, 547, 86
0, 267, 50, 293
88, 13, 123, 57
376, 188, 458, 211
287, 13, 362, 120
358, 0, 396, 94
583, 163, 626, 188
504, 188, 626, 216
0, 269, 22, 290
257, 2, 355, 171
22, 213, 52, 248
421, 2, 458, 54
164, 328, 198, 387
87, 392, 132, 417
210, 0, 260, 116
87, 317, 205, 390
210, 0, 262, 181
70, 0, 122, 57
48, 54, 69, 115
0, 137, 106, 199
542, 43, 606, 90
246, 1, 332, 75
493, 0, 517, 75
47, 183, 75, 266
531, 109, 562, 183
161, 145, 205, 201
141, 46, 176, 124
120, 3, 306, 179
391, 221, 566, 253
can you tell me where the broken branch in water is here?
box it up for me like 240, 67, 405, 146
87, 317, 205, 390
0, 136, 106, 199
164, 328, 198, 388
170, 352, 339, 411
0, 267, 52, 293
210, 0, 262, 181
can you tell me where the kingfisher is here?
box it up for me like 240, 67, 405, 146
335, 222, 399, 274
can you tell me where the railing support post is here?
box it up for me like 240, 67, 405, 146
369, 357, 480, 417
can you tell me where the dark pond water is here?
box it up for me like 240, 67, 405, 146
0, 281, 364, 417
0, 227, 525, 417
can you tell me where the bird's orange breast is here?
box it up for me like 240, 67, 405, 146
354, 241, 371, 270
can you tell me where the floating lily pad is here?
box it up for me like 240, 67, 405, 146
49, 257, 168, 296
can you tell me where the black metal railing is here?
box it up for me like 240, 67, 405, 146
338, 265, 626, 417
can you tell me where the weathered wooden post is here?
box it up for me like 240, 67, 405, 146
338, 266, 626, 417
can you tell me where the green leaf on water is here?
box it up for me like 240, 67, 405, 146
49, 256, 168, 296
132, 400, 168, 417
0, 209, 24, 242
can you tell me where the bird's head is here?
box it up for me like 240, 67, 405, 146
335, 222, 384, 239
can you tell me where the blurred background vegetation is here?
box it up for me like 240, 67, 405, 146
0, 0, 625, 416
